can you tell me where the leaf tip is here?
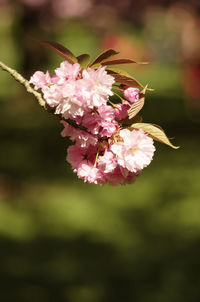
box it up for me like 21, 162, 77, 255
171, 144, 180, 150
138, 61, 149, 65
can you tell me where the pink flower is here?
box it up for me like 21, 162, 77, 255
42, 84, 63, 107
82, 112, 102, 135
29, 71, 51, 90
60, 121, 78, 138
66, 144, 87, 171
60, 120, 97, 148
124, 87, 139, 104
55, 61, 80, 84
103, 166, 126, 185
97, 150, 117, 173
51, 74, 60, 84
55, 81, 85, 118
81, 67, 115, 108
29, 59, 158, 186
111, 129, 155, 172
105, 166, 140, 186
125, 170, 141, 184
82, 111, 118, 137
77, 160, 103, 184
114, 102, 131, 120
98, 120, 118, 137
105, 166, 125, 185
97, 105, 119, 136
98, 104, 115, 120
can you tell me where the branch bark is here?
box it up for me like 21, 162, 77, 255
0, 61, 46, 108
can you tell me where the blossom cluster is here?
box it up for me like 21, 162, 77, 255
30, 61, 155, 185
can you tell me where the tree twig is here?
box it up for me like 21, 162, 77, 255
0, 61, 46, 108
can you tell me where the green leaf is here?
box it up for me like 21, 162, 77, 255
39, 40, 77, 64
77, 54, 91, 68
90, 49, 119, 66
128, 85, 147, 119
130, 123, 179, 149
101, 59, 148, 66
107, 67, 144, 89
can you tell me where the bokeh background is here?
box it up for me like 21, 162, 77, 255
0, 0, 200, 301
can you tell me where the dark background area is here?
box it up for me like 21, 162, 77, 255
0, 0, 200, 301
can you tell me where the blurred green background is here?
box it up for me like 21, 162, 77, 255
0, 1, 200, 301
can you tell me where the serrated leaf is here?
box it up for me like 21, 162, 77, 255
39, 40, 77, 64
101, 59, 148, 66
107, 67, 144, 88
77, 54, 91, 68
128, 85, 148, 119
90, 49, 119, 66
130, 123, 179, 149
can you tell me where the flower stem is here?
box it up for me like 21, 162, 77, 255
64, 118, 92, 133
93, 145, 101, 168
0, 61, 46, 108
113, 91, 124, 102
108, 100, 118, 108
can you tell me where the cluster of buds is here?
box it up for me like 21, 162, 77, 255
29, 41, 178, 185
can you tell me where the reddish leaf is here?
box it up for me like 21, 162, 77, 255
101, 59, 148, 66
107, 68, 144, 88
40, 40, 77, 64
90, 49, 119, 67
107, 67, 153, 90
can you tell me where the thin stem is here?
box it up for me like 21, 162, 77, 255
108, 100, 118, 108
113, 91, 124, 102
93, 145, 101, 168
0, 61, 46, 108
64, 118, 92, 133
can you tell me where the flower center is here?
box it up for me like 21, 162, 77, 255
129, 147, 138, 154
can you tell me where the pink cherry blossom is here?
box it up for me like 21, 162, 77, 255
66, 144, 87, 171
29, 58, 159, 185
42, 84, 63, 107
29, 71, 51, 90
114, 101, 131, 120
60, 120, 97, 148
55, 81, 86, 118
55, 61, 80, 84
81, 67, 115, 108
77, 160, 103, 184
111, 129, 155, 172
81, 111, 118, 137
104, 166, 128, 185
125, 170, 141, 184
105, 166, 140, 186
98, 104, 115, 120
81, 111, 102, 135
124, 87, 139, 104
98, 119, 118, 137
97, 150, 117, 173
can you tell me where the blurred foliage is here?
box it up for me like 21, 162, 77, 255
0, 0, 200, 301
